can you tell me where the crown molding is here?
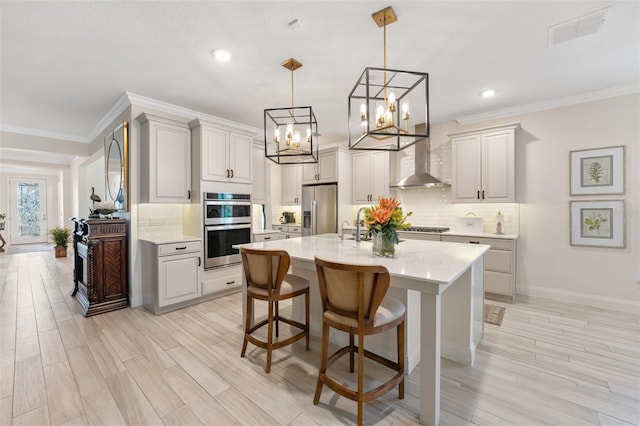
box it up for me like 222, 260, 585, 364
125, 92, 262, 136
455, 83, 640, 125
85, 93, 132, 143
0, 124, 87, 143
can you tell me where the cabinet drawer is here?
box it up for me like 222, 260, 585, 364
442, 235, 513, 250
158, 241, 200, 256
273, 225, 286, 232
485, 249, 513, 273
289, 226, 301, 234
202, 265, 242, 295
254, 233, 282, 242
485, 270, 513, 295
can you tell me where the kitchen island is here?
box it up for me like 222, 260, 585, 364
237, 234, 489, 426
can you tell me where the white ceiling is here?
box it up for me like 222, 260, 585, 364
1, 1, 639, 154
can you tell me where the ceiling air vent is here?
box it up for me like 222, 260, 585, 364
547, 7, 610, 46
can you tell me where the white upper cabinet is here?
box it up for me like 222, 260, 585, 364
190, 119, 253, 184
301, 150, 338, 184
137, 113, 192, 203
352, 151, 389, 204
281, 164, 301, 205
252, 144, 267, 204
451, 123, 519, 203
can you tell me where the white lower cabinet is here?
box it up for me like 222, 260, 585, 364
441, 235, 517, 300
202, 264, 242, 295
141, 239, 201, 314
273, 224, 301, 239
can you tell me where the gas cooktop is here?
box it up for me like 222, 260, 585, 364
403, 226, 450, 233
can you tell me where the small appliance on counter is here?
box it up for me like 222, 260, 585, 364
280, 211, 296, 224
459, 213, 483, 234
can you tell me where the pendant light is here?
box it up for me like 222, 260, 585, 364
264, 58, 318, 164
348, 6, 429, 151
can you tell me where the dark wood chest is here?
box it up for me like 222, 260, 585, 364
71, 218, 128, 316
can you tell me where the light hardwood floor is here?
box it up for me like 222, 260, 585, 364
0, 251, 638, 425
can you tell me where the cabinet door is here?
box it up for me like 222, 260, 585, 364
301, 162, 318, 184
369, 151, 389, 201
229, 133, 253, 183
281, 164, 301, 205
452, 134, 482, 203
252, 146, 266, 203
317, 150, 337, 183
159, 253, 200, 306
149, 121, 191, 202
481, 129, 515, 202
201, 127, 230, 182
352, 152, 371, 203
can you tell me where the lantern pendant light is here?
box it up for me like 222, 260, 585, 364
348, 6, 430, 151
264, 58, 318, 164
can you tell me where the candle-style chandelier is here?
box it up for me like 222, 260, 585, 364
348, 6, 429, 151
264, 58, 318, 164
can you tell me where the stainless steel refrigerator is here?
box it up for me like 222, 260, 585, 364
301, 183, 337, 236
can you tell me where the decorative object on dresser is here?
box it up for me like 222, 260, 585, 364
71, 218, 128, 316
570, 145, 625, 195
264, 57, 319, 164
570, 200, 626, 248
49, 226, 71, 258
348, 6, 429, 152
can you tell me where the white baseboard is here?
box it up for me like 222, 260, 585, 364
441, 342, 474, 365
518, 285, 640, 314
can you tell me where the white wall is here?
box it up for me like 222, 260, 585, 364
424, 94, 640, 311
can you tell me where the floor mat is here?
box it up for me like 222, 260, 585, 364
4, 244, 54, 255
484, 304, 506, 326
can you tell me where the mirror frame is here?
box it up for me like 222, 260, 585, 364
104, 121, 129, 211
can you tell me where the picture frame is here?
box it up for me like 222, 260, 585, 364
570, 200, 625, 248
570, 145, 625, 195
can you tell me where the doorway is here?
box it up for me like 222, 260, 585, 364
9, 177, 48, 244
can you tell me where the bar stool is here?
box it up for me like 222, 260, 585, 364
240, 247, 310, 373
313, 256, 405, 426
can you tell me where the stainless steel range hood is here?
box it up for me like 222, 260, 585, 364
390, 124, 450, 189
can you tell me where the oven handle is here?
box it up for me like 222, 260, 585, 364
205, 200, 252, 206
205, 224, 252, 231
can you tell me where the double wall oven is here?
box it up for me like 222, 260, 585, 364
203, 192, 251, 269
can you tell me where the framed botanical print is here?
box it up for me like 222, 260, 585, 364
570, 200, 625, 248
570, 145, 625, 195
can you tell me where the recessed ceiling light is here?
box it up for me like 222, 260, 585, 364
211, 49, 231, 62
480, 89, 496, 98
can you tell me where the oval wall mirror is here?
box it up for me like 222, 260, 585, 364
104, 121, 129, 211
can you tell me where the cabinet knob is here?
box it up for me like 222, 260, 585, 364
175, 246, 187, 250
264, 237, 271, 240
198, 256, 201, 266
187, 190, 191, 200
469, 241, 480, 244
226, 280, 235, 286
230, 169, 234, 178
226, 169, 230, 178
482, 190, 485, 199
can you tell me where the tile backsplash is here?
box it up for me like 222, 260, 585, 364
139, 203, 184, 234
393, 188, 520, 234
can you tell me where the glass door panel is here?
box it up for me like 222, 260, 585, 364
9, 178, 48, 244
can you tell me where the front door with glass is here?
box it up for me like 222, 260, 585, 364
9, 178, 48, 244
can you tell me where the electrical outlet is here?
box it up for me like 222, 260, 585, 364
636, 274, 640, 284
149, 217, 164, 226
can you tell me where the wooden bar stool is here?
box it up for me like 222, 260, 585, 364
240, 247, 310, 373
313, 257, 405, 426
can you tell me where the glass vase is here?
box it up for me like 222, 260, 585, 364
372, 232, 396, 258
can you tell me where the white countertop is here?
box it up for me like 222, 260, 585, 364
236, 234, 489, 286
139, 233, 201, 245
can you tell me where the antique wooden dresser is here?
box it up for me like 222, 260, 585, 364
71, 218, 128, 316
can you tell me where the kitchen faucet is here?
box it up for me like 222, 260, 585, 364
340, 220, 350, 240
355, 207, 366, 242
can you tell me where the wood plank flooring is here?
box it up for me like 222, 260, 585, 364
0, 251, 638, 425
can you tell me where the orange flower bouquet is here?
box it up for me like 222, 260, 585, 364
364, 197, 412, 257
